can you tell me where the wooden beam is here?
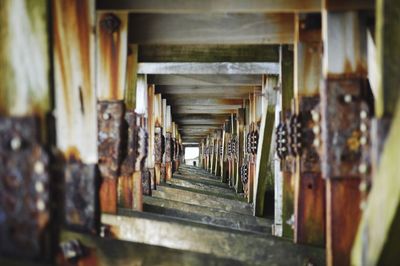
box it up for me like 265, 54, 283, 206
97, 12, 128, 100
0, 0, 50, 116
150, 75, 262, 86
128, 13, 294, 44
254, 76, 278, 216
124, 44, 138, 110
138, 45, 279, 62
158, 86, 261, 96
375, 0, 400, 118
173, 108, 238, 115
167, 98, 243, 106
137, 63, 280, 75
98, 0, 374, 13
53, 0, 97, 163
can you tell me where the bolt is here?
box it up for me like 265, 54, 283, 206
34, 161, 45, 174
102, 112, 111, 120
360, 136, 367, 145
10, 136, 22, 150
344, 94, 352, 103
360, 110, 368, 119
100, 14, 121, 34
359, 181, 367, 192
358, 163, 368, 174
313, 125, 320, 134
313, 138, 320, 147
360, 201, 367, 210
35, 181, 44, 193
360, 123, 367, 132
37, 199, 45, 211
311, 111, 320, 122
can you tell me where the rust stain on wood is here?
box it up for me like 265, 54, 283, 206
327, 178, 361, 266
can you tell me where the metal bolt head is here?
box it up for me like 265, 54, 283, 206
36, 199, 45, 211
34, 161, 45, 174
311, 111, 320, 122
344, 94, 352, 103
10, 136, 22, 150
35, 181, 44, 193
360, 110, 368, 119
360, 136, 367, 145
313, 138, 320, 147
312, 125, 320, 134
358, 163, 368, 174
102, 112, 111, 120
360, 123, 367, 132
359, 181, 367, 192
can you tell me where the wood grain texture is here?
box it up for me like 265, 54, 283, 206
128, 13, 294, 44
137, 63, 280, 75
327, 178, 361, 266
53, 0, 98, 163
138, 44, 279, 62
124, 44, 138, 110
149, 75, 262, 86
0, 0, 50, 116
97, 12, 128, 100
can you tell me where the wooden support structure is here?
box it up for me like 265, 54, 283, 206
96, 11, 128, 214
254, 76, 278, 216
0, 0, 53, 260
147, 84, 156, 190
280, 45, 295, 239
293, 14, 325, 247
322, 10, 367, 266
352, 0, 400, 264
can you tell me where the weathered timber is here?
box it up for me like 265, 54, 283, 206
142, 196, 272, 234
152, 185, 252, 215
279, 45, 295, 239
150, 75, 262, 86
137, 63, 280, 75
128, 13, 294, 44
53, 0, 100, 233
124, 44, 138, 110
374, 0, 400, 118
97, 12, 128, 100
138, 45, 279, 62
102, 213, 325, 265
254, 76, 278, 216
0, 0, 53, 261
352, 99, 400, 265
98, 0, 374, 13
0, 0, 50, 117
293, 14, 325, 247
60, 230, 243, 266
146, 85, 155, 189
352, 0, 400, 264
322, 10, 367, 266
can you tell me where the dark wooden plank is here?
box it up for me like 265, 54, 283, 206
98, 0, 321, 13
139, 44, 279, 62
128, 13, 294, 44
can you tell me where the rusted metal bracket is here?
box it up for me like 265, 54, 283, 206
321, 79, 371, 178
165, 133, 173, 163
154, 127, 164, 164
276, 119, 289, 159
250, 130, 259, 155
98, 100, 124, 180
297, 96, 321, 173
142, 169, 151, 196
65, 161, 99, 234
0, 116, 52, 260
98, 100, 125, 213
240, 162, 249, 185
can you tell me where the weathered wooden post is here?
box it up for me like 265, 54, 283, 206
279, 45, 295, 239
321, 9, 369, 266
0, 0, 54, 260
254, 75, 278, 216
96, 11, 128, 214
147, 84, 156, 189
165, 105, 173, 181
352, 0, 400, 264
293, 14, 325, 246
154, 93, 164, 184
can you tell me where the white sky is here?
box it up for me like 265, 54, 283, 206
185, 147, 199, 160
